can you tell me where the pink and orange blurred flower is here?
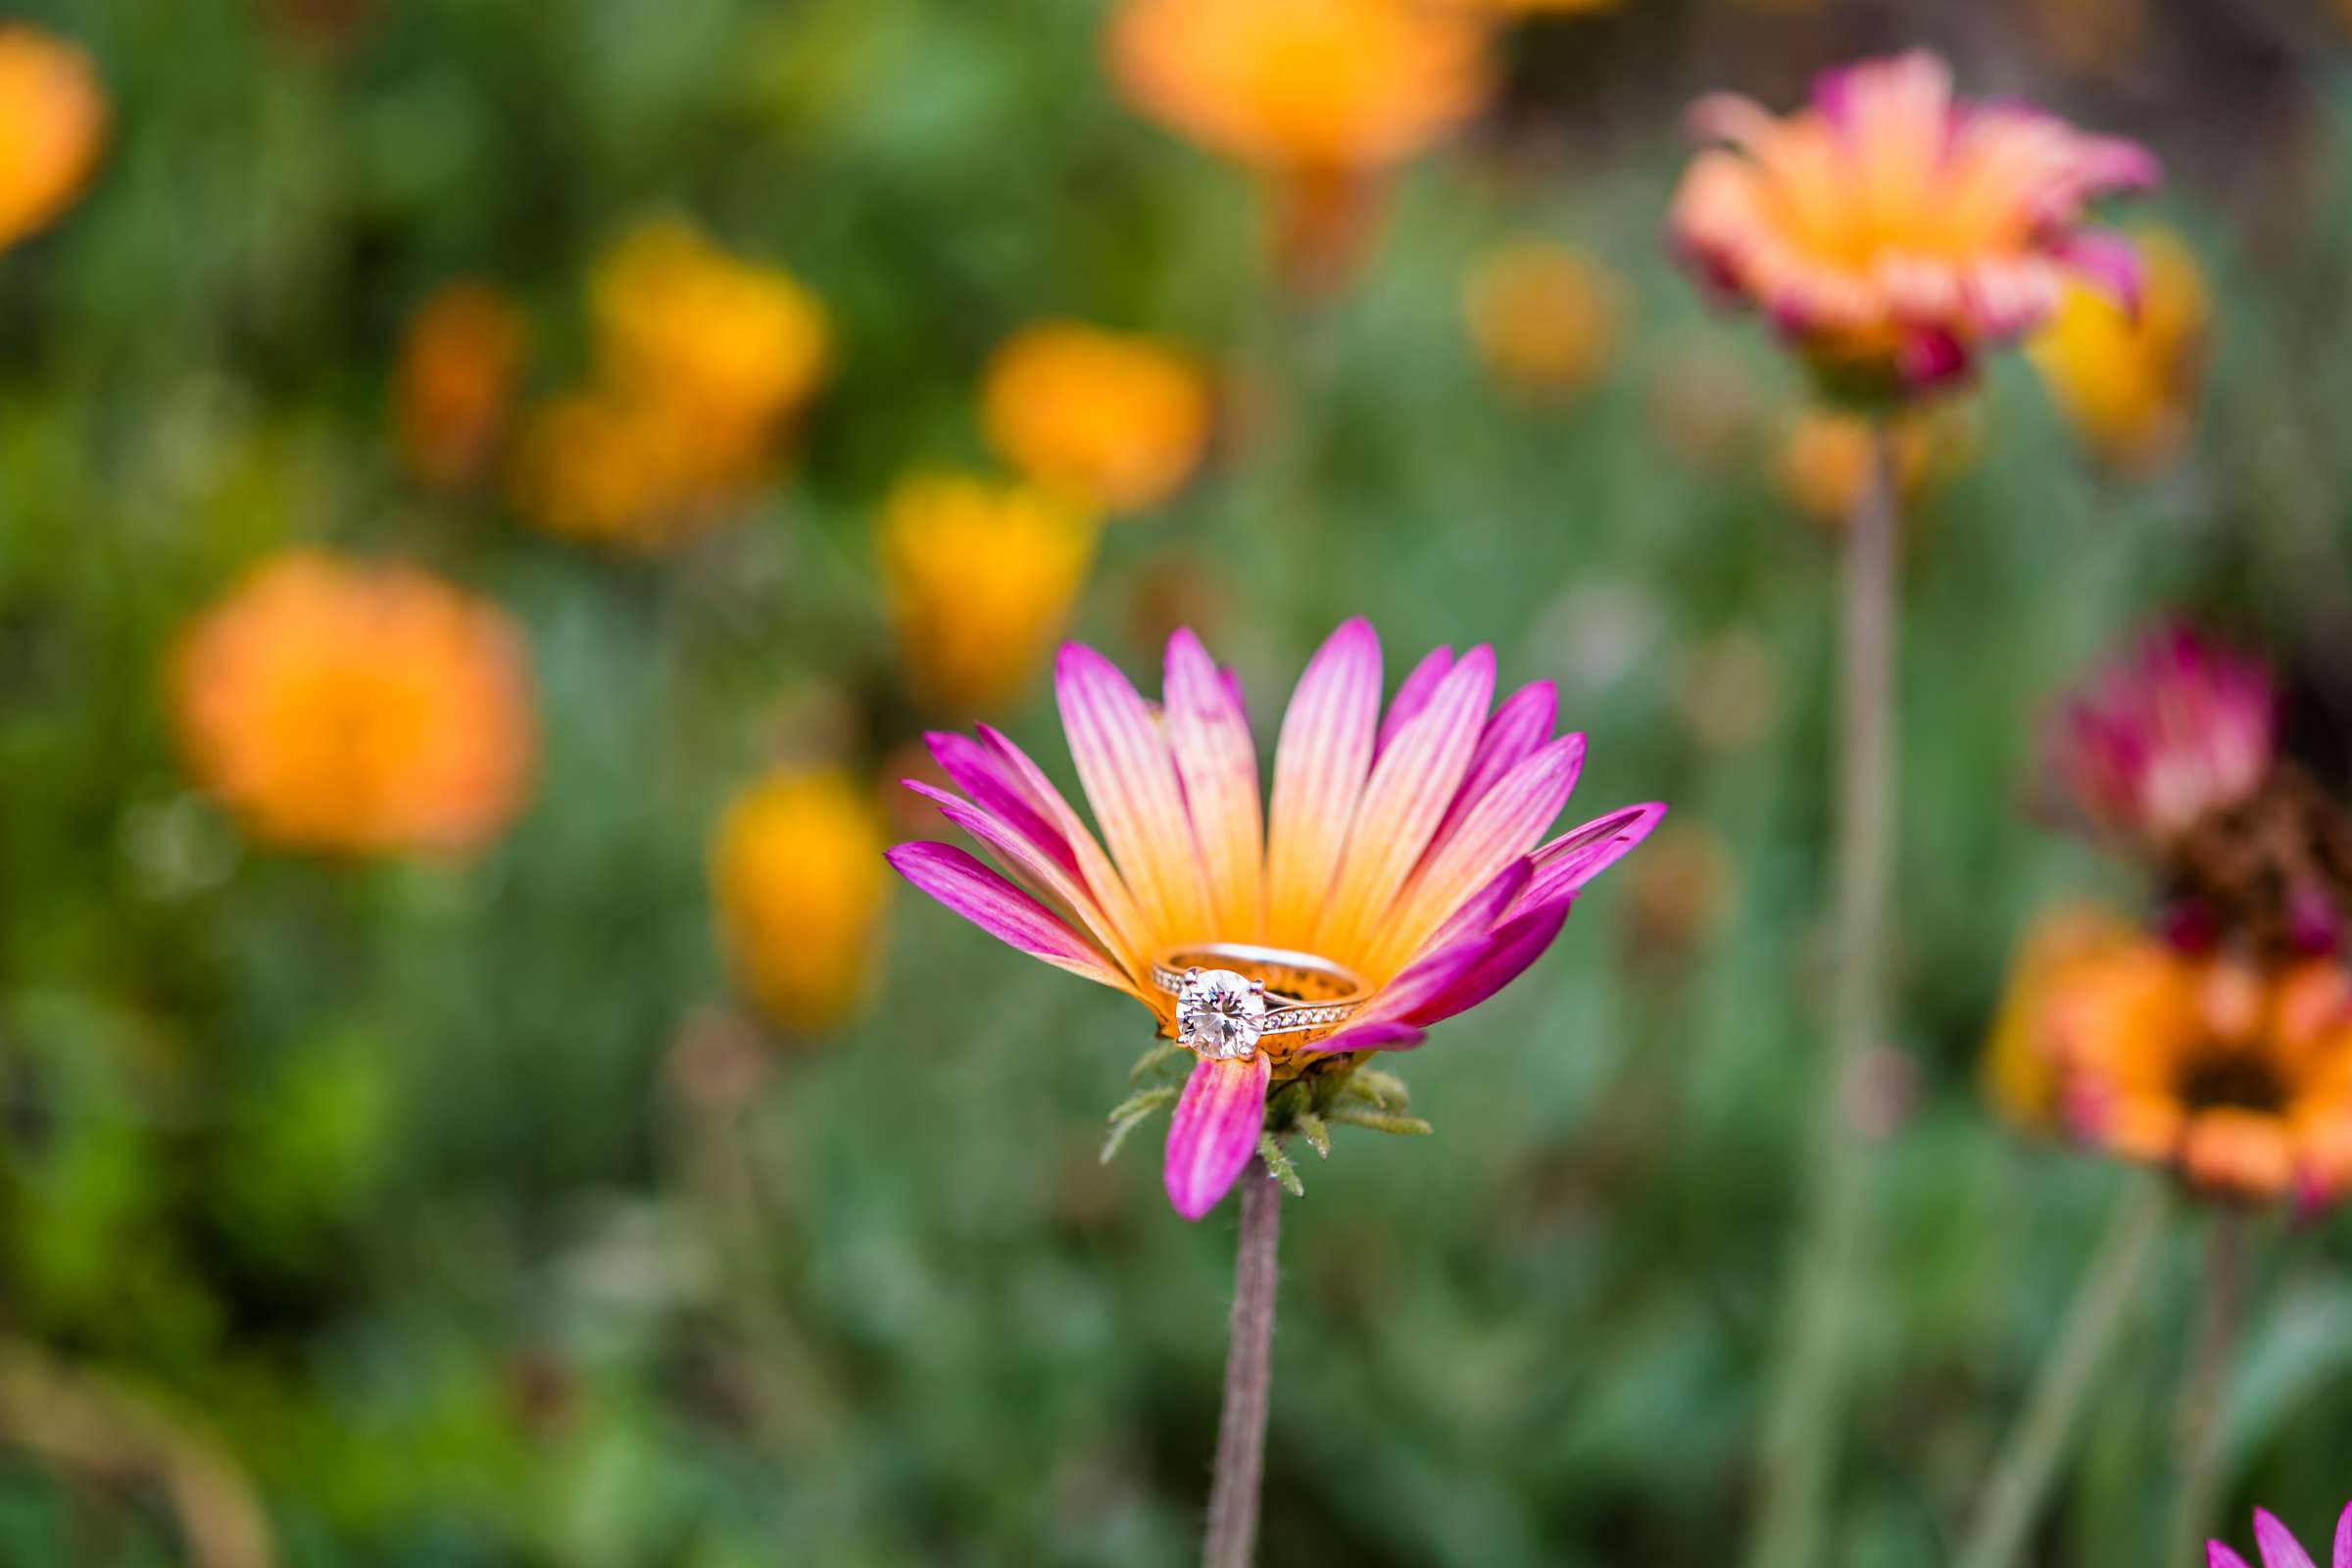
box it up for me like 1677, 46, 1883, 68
2045, 623, 2275, 854
1669, 51, 2158, 400
2046, 938, 2352, 1205
2209, 1499, 2352, 1568
886, 619, 1662, 1218
0, 24, 107, 255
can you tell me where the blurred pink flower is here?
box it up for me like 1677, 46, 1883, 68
1669, 51, 2157, 401
887, 620, 1662, 1219
2046, 623, 2275, 851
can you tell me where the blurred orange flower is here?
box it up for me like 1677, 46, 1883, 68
0, 24, 106, 255
172, 552, 536, 857
981, 322, 1211, 514
2028, 226, 2208, 478
710, 768, 891, 1035
1670, 52, 2157, 402
1461, 241, 1622, 400
394, 282, 527, 492
1982, 904, 2143, 1133
1109, 0, 1492, 289
2050, 940, 2352, 1205
512, 218, 831, 551
878, 472, 1098, 716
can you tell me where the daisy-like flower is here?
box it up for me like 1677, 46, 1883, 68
2046, 624, 2275, 853
1108, 0, 1492, 290
886, 619, 1663, 1218
2210, 1500, 2352, 1568
1669, 51, 2158, 401
711, 768, 892, 1036
2048, 938, 2352, 1206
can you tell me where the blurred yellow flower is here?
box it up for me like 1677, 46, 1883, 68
1982, 905, 2142, 1133
1461, 241, 1622, 401
511, 218, 832, 552
1108, 0, 1492, 289
2028, 227, 2208, 478
394, 282, 527, 492
710, 768, 891, 1035
1777, 406, 1965, 529
590, 218, 832, 467
981, 322, 1211, 514
0, 24, 106, 255
879, 472, 1099, 716
172, 552, 536, 857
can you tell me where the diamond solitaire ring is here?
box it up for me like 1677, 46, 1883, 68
1151, 944, 1368, 1061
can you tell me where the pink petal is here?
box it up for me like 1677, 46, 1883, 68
1164, 629, 1264, 939
886, 842, 1133, 993
1423, 858, 1535, 956
2256, 1510, 2319, 1568
974, 722, 1153, 957
1522, 803, 1668, 909
1364, 733, 1585, 977
1163, 1054, 1271, 1220
1264, 619, 1383, 945
1376, 645, 1454, 757
2331, 1501, 2350, 1568
899, 781, 1140, 980
926, 731, 1076, 879
1295, 1020, 1426, 1056
1406, 895, 1575, 1026
2211, 1548, 2252, 1568
1055, 643, 1214, 945
1316, 646, 1495, 956
2057, 227, 2144, 318
1428, 680, 1559, 852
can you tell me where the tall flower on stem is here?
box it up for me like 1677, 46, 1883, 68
887, 619, 1660, 1564
1108, 0, 1492, 292
1668, 52, 2156, 1568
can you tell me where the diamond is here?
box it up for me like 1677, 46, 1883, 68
1176, 967, 1265, 1060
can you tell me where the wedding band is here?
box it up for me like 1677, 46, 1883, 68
1151, 943, 1367, 1060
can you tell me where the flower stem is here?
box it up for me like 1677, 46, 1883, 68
1955, 1177, 2170, 1568
1747, 419, 1900, 1568
1202, 1160, 1282, 1568
2168, 1208, 2250, 1565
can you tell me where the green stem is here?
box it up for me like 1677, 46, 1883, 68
2168, 1209, 2250, 1565
1746, 419, 1900, 1568
1201, 1160, 1282, 1568
1955, 1177, 2170, 1568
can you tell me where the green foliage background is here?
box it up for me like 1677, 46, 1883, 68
11, 0, 2352, 1562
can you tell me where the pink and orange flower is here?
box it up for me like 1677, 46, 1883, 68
886, 619, 1662, 1219
1668, 51, 2158, 400
2209, 1499, 2352, 1568
2045, 623, 2275, 853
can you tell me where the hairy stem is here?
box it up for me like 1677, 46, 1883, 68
1202, 1161, 1283, 1568
1747, 419, 1900, 1568
2169, 1209, 2250, 1564
1956, 1177, 2170, 1568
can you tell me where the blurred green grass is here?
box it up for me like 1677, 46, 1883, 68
10, 0, 2352, 1563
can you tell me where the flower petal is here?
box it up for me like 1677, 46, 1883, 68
1164, 628, 1264, 940
1164, 1054, 1271, 1221
1316, 646, 1494, 960
1406, 895, 1576, 1026
1057, 644, 1214, 949
2057, 226, 2143, 318
900, 781, 1144, 985
2332, 1501, 2351, 1568
1423, 858, 1534, 956
1375, 645, 1453, 756
976, 721, 1154, 960
2211, 1548, 2252, 1568
1521, 802, 1668, 909
1295, 1020, 1426, 1056
1428, 680, 1558, 852
2255, 1511, 2319, 1568
886, 842, 1133, 993
1364, 733, 1585, 978
1265, 619, 1382, 945
926, 731, 1076, 879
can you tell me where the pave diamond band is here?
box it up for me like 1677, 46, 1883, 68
1152, 944, 1368, 1060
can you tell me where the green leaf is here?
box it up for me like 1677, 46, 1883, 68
1296, 1109, 1331, 1160
1257, 1135, 1304, 1198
